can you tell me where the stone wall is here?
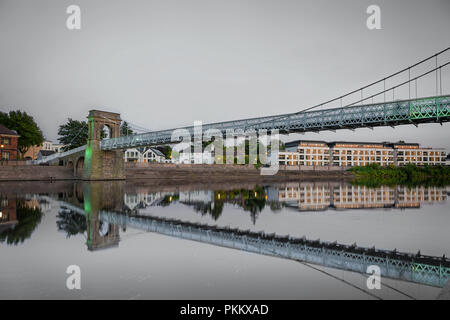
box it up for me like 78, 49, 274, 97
0, 165, 74, 181
0, 162, 353, 181
125, 162, 353, 183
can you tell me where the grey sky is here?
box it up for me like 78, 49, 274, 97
0, 0, 449, 150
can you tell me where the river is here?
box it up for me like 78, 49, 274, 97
0, 180, 448, 300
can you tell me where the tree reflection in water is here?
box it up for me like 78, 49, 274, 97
0, 200, 43, 245
185, 186, 283, 224
56, 209, 87, 238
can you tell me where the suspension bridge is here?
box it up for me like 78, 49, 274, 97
34, 48, 450, 180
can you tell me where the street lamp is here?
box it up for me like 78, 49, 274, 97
0, 144, 4, 163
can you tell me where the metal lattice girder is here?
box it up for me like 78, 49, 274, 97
100, 95, 450, 150
99, 210, 450, 288
32, 145, 86, 165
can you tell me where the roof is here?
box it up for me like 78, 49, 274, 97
329, 141, 391, 147
285, 140, 328, 148
148, 148, 165, 157
385, 141, 420, 147
0, 124, 19, 136
38, 150, 56, 157
285, 139, 423, 148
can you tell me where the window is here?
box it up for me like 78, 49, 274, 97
2, 137, 11, 145
1, 151, 10, 160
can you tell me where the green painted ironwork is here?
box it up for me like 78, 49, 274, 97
100, 95, 450, 150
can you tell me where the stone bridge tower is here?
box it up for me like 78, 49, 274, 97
83, 110, 125, 180
83, 182, 123, 251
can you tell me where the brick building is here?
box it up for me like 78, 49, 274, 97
0, 125, 20, 161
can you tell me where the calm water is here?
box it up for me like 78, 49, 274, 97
0, 180, 449, 300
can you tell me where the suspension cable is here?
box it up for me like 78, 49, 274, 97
297, 260, 383, 300
251, 60, 450, 129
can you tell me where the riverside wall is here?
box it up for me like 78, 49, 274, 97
0, 162, 353, 182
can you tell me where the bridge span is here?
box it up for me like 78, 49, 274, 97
32, 47, 450, 180
100, 95, 450, 150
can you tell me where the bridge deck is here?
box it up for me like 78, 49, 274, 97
101, 95, 450, 150
34, 95, 450, 164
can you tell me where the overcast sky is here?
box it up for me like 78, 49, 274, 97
0, 0, 449, 150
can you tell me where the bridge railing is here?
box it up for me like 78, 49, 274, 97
100, 95, 450, 150
32, 145, 87, 165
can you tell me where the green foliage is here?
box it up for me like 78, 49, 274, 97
0, 200, 44, 245
0, 110, 44, 156
56, 211, 87, 238
156, 145, 172, 159
58, 118, 113, 151
350, 163, 450, 187
120, 121, 133, 136
58, 118, 88, 151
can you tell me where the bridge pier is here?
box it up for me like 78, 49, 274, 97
83, 110, 125, 181
83, 182, 123, 250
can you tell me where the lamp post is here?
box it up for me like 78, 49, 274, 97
0, 144, 4, 164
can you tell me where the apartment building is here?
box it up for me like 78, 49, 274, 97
392, 142, 446, 166
279, 140, 330, 166
330, 141, 394, 167
279, 140, 446, 167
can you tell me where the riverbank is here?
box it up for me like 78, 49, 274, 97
350, 164, 450, 187
0, 163, 353, 182
125, 163, 353, 183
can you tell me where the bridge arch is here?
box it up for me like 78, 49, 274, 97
100, 124, 112, 140
75, 184, 84, 204
75, 157, 84, 178
89, 110, 121, 141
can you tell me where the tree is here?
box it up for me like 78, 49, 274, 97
58, 118, 88, 152
120, 121, 133, 136
156, 145, 171, 159
0, 110, 44, 157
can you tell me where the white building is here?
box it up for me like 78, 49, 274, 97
124, 147, 168, 163
172, 151, 215, 164
179, 190, 214, 203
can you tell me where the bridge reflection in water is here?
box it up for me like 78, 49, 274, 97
49, 181, 450, 288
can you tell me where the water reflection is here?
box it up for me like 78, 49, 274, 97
1, 181, 449, 288
0, 194, 45, 245
121, 183, 447, 222
276, 183, 447, 211
2, 182, 448, 247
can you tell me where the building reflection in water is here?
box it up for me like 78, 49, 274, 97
1, 181, 448, 289
3, 182, 447, 248
123, 186, 269, 223
122, 183, 448, 219
275, 183, 447, 211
